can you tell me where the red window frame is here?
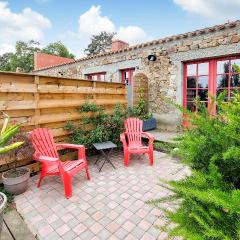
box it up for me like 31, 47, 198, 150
86, 72, 106, 81
183, 55, 240, 116
121, 68, 135, 85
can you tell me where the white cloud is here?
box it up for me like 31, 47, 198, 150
0, 1, 51, 54
173, 0, 240, 20
0, 43, 14, 55
115, 26, 148, 45
78, 5, 115, 37
70, 5, 148, 56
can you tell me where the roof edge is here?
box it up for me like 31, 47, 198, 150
34, 20, 240, 72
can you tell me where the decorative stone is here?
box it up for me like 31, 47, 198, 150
177, 46, 190, 52
229, 35, 240, 43
190, 44, 199, 50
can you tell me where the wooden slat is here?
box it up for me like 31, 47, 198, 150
38, 99, 127, 109
0, 83, 36, 93
38, 84, 125, 95
0, 101, 35, 110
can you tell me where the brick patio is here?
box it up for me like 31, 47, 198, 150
15, 151, 190, 240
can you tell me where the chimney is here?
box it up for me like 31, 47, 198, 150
112, 40, 129, 51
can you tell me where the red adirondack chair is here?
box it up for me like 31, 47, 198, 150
31, 128, 90, 199
120, 118, 155, 166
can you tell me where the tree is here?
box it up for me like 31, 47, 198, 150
0, 41, 41, 72
11, 40, 41, 72
0, 52, 15, 72
84, 31, 116, 56
42, 41, 75, 59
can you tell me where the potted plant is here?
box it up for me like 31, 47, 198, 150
129, 89, 157, 131
0, 112, 25, 233
0, 112, 33, 195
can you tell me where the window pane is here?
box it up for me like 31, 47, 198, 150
198, 63, 209, 75
93, 75, 98, 80
198, 102, 208, 112
217, 75, 228, 88
230, 74, 240, 87
187, 89, 196, 101
187, 77, 196, 88
100, 74, 105, 81
187, 102, 196, 112
231, 59, 240, 73
187, 64, 196, 76
217, 89, 228, 100
198, 89, 208, 101
198, 76, 208, 88
217, 60, 229, 74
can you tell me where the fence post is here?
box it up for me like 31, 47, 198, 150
93, 81, 96, 101
34, 75, 40, 128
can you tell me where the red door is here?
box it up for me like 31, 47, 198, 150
121, 68, 134, 85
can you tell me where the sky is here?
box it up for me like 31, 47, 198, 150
1, 0, 240, 57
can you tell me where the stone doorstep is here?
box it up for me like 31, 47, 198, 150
3, 209, 36, 240
143, 129, 181, 143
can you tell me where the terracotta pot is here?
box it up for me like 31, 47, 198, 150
2, 167, 30, 195
0, 192, 7, 234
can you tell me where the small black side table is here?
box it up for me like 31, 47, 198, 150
93, 141, 117, 172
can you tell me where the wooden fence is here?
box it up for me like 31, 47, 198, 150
0, 71, 127, 175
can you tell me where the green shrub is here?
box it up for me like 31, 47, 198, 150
149, 93, 240, 239
176, 93, 240, 188
64, 103, 127, 150
150, 165, 240, 240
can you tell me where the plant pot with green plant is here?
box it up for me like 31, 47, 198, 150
129, 88, 156, 131
0, 112, 33, 195
0, 112, 25, 233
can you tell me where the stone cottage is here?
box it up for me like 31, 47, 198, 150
34, 20, 240, 130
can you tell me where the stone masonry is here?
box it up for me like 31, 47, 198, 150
35, 21, 240, 130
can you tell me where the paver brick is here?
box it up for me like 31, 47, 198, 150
106, 222, 120, 233
73, 223, 87, 235
56, 223, 70, 236
90, 222, 103, 234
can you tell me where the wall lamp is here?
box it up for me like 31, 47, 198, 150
147, 54, 157, 62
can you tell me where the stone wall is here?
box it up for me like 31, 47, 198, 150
132, 73, 148, 107
36, 22, 240, 130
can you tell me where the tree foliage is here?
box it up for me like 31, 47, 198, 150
0, 40, 40, 72
42, 41, 75, 59
84, 31, 115, 56
0, 52, 15, 72
0, 40, 75, 73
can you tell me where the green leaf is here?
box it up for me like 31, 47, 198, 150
0, 141, 24, 154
